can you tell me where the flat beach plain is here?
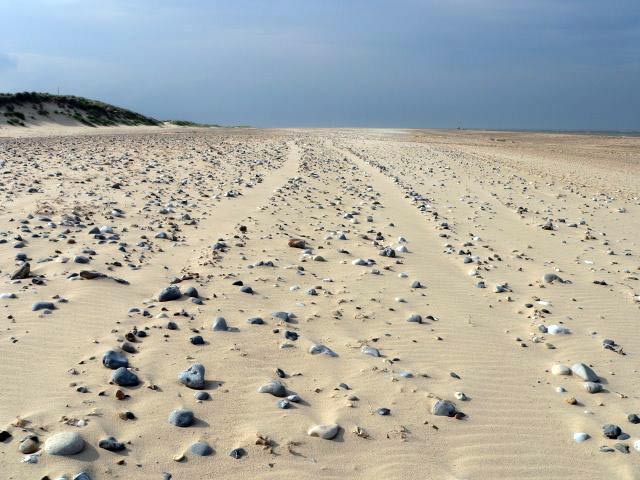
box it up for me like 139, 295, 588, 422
0, 125, 639, 479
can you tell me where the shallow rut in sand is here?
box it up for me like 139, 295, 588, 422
332, 142, 614, 479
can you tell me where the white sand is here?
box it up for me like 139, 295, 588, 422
0, 125, 639, 479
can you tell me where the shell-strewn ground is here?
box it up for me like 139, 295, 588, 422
1, 127, 639, 480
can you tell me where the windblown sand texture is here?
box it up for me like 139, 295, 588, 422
1, 125, 639, 479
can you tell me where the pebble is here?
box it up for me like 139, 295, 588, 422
258, 380, 287, 397
190, 441, 213, 456
98, 436, 125, 451
550, 364, 571, 376
158, 285, 181, 302
183, 286, 199, 298
307, 423, 340, 440
573, 432, 590, 443
102, 350, 129, 369
614, 443, 630, 454
212, 316, 229, 331
10, 262, 30, 280
179, 363, 205, 389
361, 346, 381, 357
168, 409, 194, 427
309, 343, 338, 356
543, 273, 563, 283
32, 301, 55, 311
44, 431, 85, 455
431, 399, 457, 417
583, 382, 603, 393
194, 391, 210, 401
603, 424, 622, 439
229, 447, 246, 459
18, 435, 39, 454
272, 311, 295, 322
547, 325, 570, 335
571, 363, 600, 382
111, 367, 139, 386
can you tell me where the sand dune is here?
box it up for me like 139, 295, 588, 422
0, 127, 639, 479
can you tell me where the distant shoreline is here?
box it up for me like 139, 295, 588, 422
453, 128, 640, 137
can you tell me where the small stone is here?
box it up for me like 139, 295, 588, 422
551, 364, 571, 376
288, 239, 306, 249
571, 363, 599, 382
190, 441, 213, 456
614, 443, 630, 454
361, 346, 380, 357
431, 400, 456, 417
583, 382, 603, 394
229, 447, 246, 459
18, 436, 39, 454
10, 262, 30, 280
307, 424, 340, 440
179, 363, 205, 389
309, 344, 338, 356
406, 314, 423, 324
627, 413, 640, 424
258, 380, 287, 397
98, 436, 125, 451
194, 391, 210, 400
377, 407, 391, 416
168, 409, 194, 427
102, 350, 128, 369
573, 432, 590, 443
158, 285, 181, 302
111, 367, 139, 387
44, 431, 85, 455
603, 424, 622, 439
543, 273, 563, 284
183, 286, 199, 298
272, 311, 295, 322
32, 301, 55, 311
212, 316, 229, 331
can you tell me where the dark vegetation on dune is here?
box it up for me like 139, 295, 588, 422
166, 119, 221, 127
0, 92, 161, 127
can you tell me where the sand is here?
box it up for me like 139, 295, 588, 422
0, 125, 639, 479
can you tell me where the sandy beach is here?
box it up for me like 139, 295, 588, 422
1, 125, 639, 479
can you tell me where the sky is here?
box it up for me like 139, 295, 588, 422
0, 0, 638, 130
